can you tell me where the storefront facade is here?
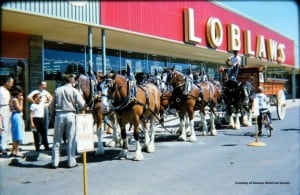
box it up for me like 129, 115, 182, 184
1, 1, 298, 125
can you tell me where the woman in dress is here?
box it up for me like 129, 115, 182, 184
9, 85, 24, 158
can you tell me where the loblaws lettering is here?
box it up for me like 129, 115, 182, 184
183, 8, 286, 64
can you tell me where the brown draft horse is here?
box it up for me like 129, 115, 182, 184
76, 74, 121, 155
135, 70, 172, 124
162, 67, 221, 140
99, 72, 161, 161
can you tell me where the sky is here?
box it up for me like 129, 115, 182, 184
217, 0, 299, 68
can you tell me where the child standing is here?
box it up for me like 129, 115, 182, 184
29, 93, 50, 151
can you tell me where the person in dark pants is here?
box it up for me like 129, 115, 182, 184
27, 81, 53, 136
29, 93, 50, 152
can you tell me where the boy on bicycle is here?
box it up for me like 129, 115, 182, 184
255, 87, 274, 136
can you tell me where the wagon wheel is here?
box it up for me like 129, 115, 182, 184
276, 90, 286, 120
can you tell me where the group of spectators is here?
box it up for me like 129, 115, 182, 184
0, 74, 85, 168
0, 77, 52, 158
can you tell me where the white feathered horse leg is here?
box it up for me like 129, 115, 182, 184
112, 116, 122, 147
234, 112, 241, 130
199, 111, 208, 136
178, 117, 187, 141
188, 118, 197, 142
132, 123, 144, 161
185, 114, 191, 136
228, 113, 235, 129
95, 128, 105, 155
145, 120, 156, 152
210, 111, 217, 136
242, 109, 252, 127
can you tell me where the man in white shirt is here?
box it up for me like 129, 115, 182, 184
27, 81, 53, 135
225, 50, 241, 81
0, 76, 14, 155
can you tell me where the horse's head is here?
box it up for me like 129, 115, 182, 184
99, 72, 117, 113
100, 72, 128, 113
135, 72, 150, 85
162, 67, 185, 88
75, 74, 95, 108
239, 82, 254, 106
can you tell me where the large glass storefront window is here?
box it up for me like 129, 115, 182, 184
148, 55, 167, 74
44, 41, 86, 80
120, 51, 147, 73
43, 41, 222, 85
0, 58, 28, 118
0, 58, 27, 87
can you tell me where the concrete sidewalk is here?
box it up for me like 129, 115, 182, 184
1, 98, 299, 163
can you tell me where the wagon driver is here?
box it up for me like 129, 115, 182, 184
225, 50, 241, 82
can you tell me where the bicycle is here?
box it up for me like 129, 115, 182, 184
259, 109, 273, 137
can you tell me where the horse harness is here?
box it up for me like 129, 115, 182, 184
106, 78, 158, 118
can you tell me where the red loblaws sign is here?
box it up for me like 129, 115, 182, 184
100, 1, 294, 67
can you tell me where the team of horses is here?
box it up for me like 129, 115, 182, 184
75, 65, 255, 161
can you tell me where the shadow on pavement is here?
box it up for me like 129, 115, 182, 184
76, 149, 121, 163
222, 131, 255, 137
281, 128, 300, 132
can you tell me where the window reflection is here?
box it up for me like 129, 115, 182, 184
43, 41, 223, 83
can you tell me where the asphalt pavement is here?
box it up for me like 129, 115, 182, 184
0, 98, 299, 163
0, 99, 299, 195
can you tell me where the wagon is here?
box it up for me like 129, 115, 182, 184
235, 67, 287, 120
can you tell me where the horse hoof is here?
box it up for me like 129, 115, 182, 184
211, 130, 218, 136
133, 153, 144, 161
189, 135, 197, 142
146, 145, 155, 153
243, 122, 252, 127
178, 135, 187, 141
200, 131, 207, 136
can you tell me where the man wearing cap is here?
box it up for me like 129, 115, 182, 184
51, 74, 85, 168
255, 87, 274, 136
225, 50, 241, 82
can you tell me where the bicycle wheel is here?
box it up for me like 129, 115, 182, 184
267, 126, 272, 137
263, 114, 271, 137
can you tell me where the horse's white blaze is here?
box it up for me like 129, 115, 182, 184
161, 73, 168, 91
100, 81, 110, 111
